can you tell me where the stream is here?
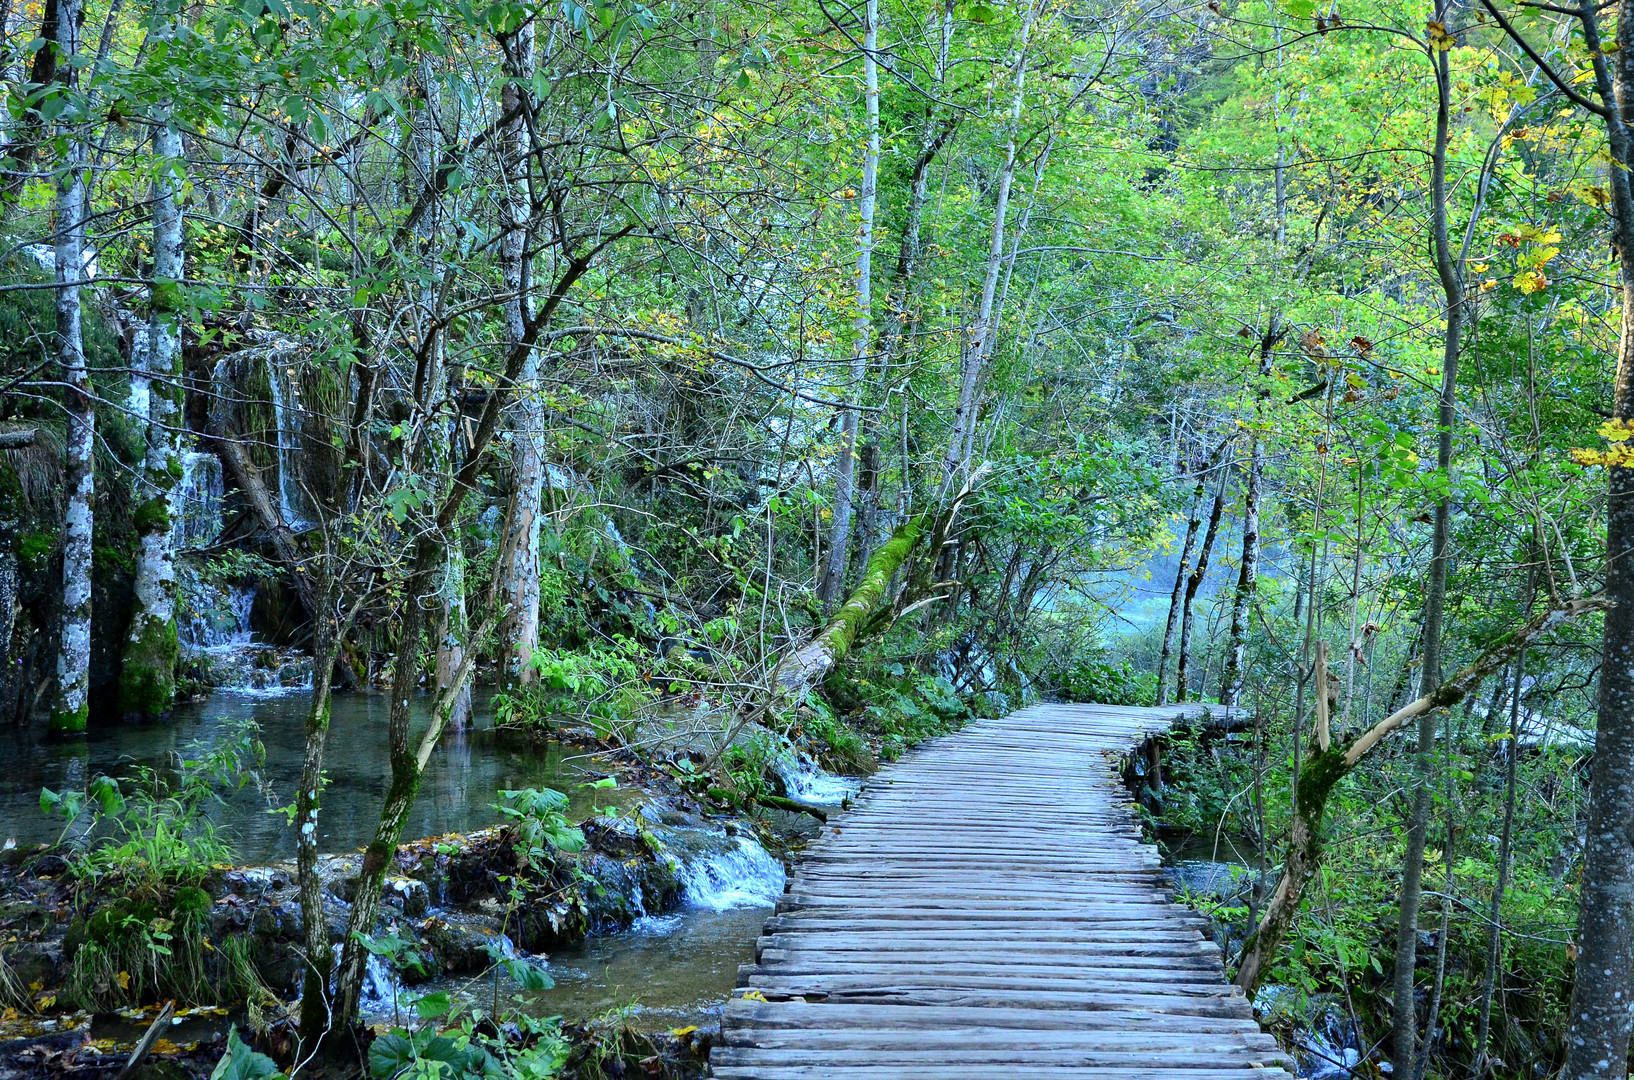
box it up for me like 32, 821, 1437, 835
1162, 831, 1359, 1080
0, 690, 817, 1030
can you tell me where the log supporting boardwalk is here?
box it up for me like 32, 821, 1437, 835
713, 702, 1295, 1079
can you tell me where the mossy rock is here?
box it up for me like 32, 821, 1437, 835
131, 496, 172, 536
85, 903, 134, 944
118, 614, 179, 721
171, 886, 212, 924
17, 531, 55, 574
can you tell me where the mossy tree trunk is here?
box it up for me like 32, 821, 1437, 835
119, 109, 185, 722
294, 567, 339, 1053
49, 0, 90, 735
775, 513, 925, 705
1232, 598, 1605, 999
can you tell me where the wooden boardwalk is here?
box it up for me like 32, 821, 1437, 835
713, 702, 1295, 1079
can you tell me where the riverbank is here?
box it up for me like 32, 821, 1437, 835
0, 690, 868, 1080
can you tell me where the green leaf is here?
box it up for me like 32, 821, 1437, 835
413, 990, 453, 1019
212, 1027, 285, 1080
367, 1033, 416, 1080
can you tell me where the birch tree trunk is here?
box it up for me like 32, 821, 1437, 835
119, 108, 185, 722
49, 0, 91, 735
817, 0, 880, 609
494, 23, 540, 685
1219, 330, 1276, 710
1175, 473, 1226, 703
1159, 437, 1228, 706
941, 0, 1035, 489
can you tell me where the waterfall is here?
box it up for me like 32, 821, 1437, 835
675, 834, 786, 911
778, 758, 860, 807
265, 357, 312, 528
170, 450, 224, 550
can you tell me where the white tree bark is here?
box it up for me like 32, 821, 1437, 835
817, 0, 880, 610
49, 0, 91, 734
120, 108, 185, 721
495, 22, 541, 685
942, 0, 1035, 488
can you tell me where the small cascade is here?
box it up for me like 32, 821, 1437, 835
673, 832, 786, 911
332, 944, 401, 1017
177, 574, 254, 651
175, 567, 310, 694
170, 450, 224, 550
265, 356, 312, 528
778, 758, 860, 807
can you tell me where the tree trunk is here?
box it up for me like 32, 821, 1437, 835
1559, 4, 1634, 1076
1219, 328, 1278, 710
941, 0, 1035, 489
48, 0, 90, 735
1157, 446, 1218, 706
1232, 598, 1605, 997
777, 513, 924, 705
1392, 23, 1465, 1070
294, 569, 340, 1054
119, 114, 184, 722
495, 22, 540, 686
1472, 651, 1524, 1077
817, 0, 880, 610
1175, 473, 1227, 703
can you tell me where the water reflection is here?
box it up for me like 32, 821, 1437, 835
0, 692, 633, 863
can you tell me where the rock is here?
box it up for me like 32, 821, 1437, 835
385, 877, 429, 918
4, 941, 61, 989
412, 914, 509, 977
212, 865, 293, 900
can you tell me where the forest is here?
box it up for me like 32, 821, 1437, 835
3, 0, 1634, 1072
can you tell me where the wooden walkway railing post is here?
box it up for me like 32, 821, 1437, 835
713, 702, 1295, 1078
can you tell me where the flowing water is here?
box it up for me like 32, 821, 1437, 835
0, 691, 796, 1028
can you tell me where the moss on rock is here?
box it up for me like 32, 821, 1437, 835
118, 614, 179, 721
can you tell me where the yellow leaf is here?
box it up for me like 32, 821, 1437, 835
1513, 269, 1548, 294
116, 971, 131, 990
741, 990, 768, 1002
1597, 418, 1634, 442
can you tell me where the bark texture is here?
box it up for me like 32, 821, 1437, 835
119, 116, 185, 721
494, 23, 540, 686
49, 0, 90, 735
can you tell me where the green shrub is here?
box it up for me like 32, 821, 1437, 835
1055, 655, 1157, 706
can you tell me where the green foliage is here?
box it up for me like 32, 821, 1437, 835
211, 1028, 285, 1080
1054, 655, 1156, 707
40, 721, 264, 894
495, 788, 587, 864
492, 639, 652, 736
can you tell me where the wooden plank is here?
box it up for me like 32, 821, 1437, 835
710, 702, 1285, 1080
